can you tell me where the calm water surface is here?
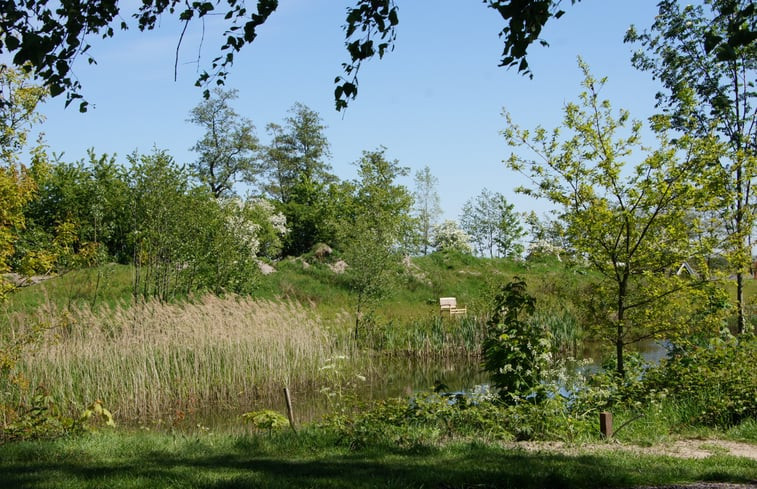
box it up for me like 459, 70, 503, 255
151, 341, 667, 431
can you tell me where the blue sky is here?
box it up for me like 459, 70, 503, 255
34, 0, 664, 222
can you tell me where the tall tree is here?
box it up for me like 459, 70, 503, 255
262, 103, 333, 204
412, 165, 442, 255
494, 196, 525, 258
0, 1, 589, 111
626, 0, 757, 334
188, 88, 260, 198
460, 188, 524, 258
504, 62, 722, 376
339, 148, 413, 339
262, 103, 336, 256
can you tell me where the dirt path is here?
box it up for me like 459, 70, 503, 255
629, 484, 756, 489
514, 440, 757, 488
645, 440, 757, 460
516, 439, 757, 461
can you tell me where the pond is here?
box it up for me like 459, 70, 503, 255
161, 340, 668, 432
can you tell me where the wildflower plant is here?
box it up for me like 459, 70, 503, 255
482, 278, 553, 403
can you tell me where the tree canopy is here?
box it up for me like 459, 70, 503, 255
188, 88, 260, 198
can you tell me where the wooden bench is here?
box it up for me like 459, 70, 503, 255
439, 297, 467, 316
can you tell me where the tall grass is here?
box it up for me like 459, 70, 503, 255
7, 295, 358, 422
361, 313, 488, 357
529, 301, 584, 356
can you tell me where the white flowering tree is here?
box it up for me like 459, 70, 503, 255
245, 197, 288, 259
432, 220, 472, 254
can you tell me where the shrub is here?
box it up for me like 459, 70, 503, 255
639, 333, 757, 427
322, 389, 511, 450
482, 278, 552, 402
242, 410, 290, 436
1, 393, 115, 442
432, 220, 472, 254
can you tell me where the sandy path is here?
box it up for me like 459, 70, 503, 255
515, 439, 757, 461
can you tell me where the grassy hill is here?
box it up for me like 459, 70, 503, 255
2, 251, 588, 322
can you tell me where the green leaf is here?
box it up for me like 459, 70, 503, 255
703, 32, 723, 54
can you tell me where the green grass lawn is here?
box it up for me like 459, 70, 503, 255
0, 430, 755, 489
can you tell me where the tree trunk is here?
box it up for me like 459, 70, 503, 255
616, 325, 624, 378
616, 277, 627, 377
737, 272, 745, 334
735, 158, 747, 334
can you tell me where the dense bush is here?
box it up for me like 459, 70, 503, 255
323, 390, 510, 450
639, 334, 757, 427
321, 383, 600, 448
482, 278, 552, 402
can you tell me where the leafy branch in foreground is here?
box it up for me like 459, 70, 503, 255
1, 1, 581, 112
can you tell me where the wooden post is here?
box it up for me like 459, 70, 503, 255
283, 387, 297, 433
599, 411, 613, 439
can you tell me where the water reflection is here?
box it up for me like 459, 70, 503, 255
140, 341, 668, 432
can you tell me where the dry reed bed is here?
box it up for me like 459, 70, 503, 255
10, 296, 347, 421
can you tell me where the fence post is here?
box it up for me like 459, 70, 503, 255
283, 386, 297, 434
599, 411, 613, 439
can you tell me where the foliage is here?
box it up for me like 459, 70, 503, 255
1, 392, 77, 442
493, 195, 525, 258
0, 1, 598, 112
79, 399, 116, 429
242, 410, 290, 435
323, 380, 601, 448
20, 150, 131, 269
639, 333, 757, 427
482, 278, 552, 402
263, 103, 336, 256
431, 220, 472, 254
281, 177, 339, 257
626, 0, 757, 333
0, 164, 35, 297
0, 66, 45, 298
1, 393, 115, 442
411, 166, 443, 255
129, 149, 260, 299
323, 389, 510, 450
188, 88, 260, 198
339, 148, 414, 339
460, 188, 524, 258
261, 102, 333, 204
243, 197, 288, 259
504, 61, 722, 376
0, 65, 47, 166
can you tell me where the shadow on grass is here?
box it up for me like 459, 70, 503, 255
1, 439, 755, 489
